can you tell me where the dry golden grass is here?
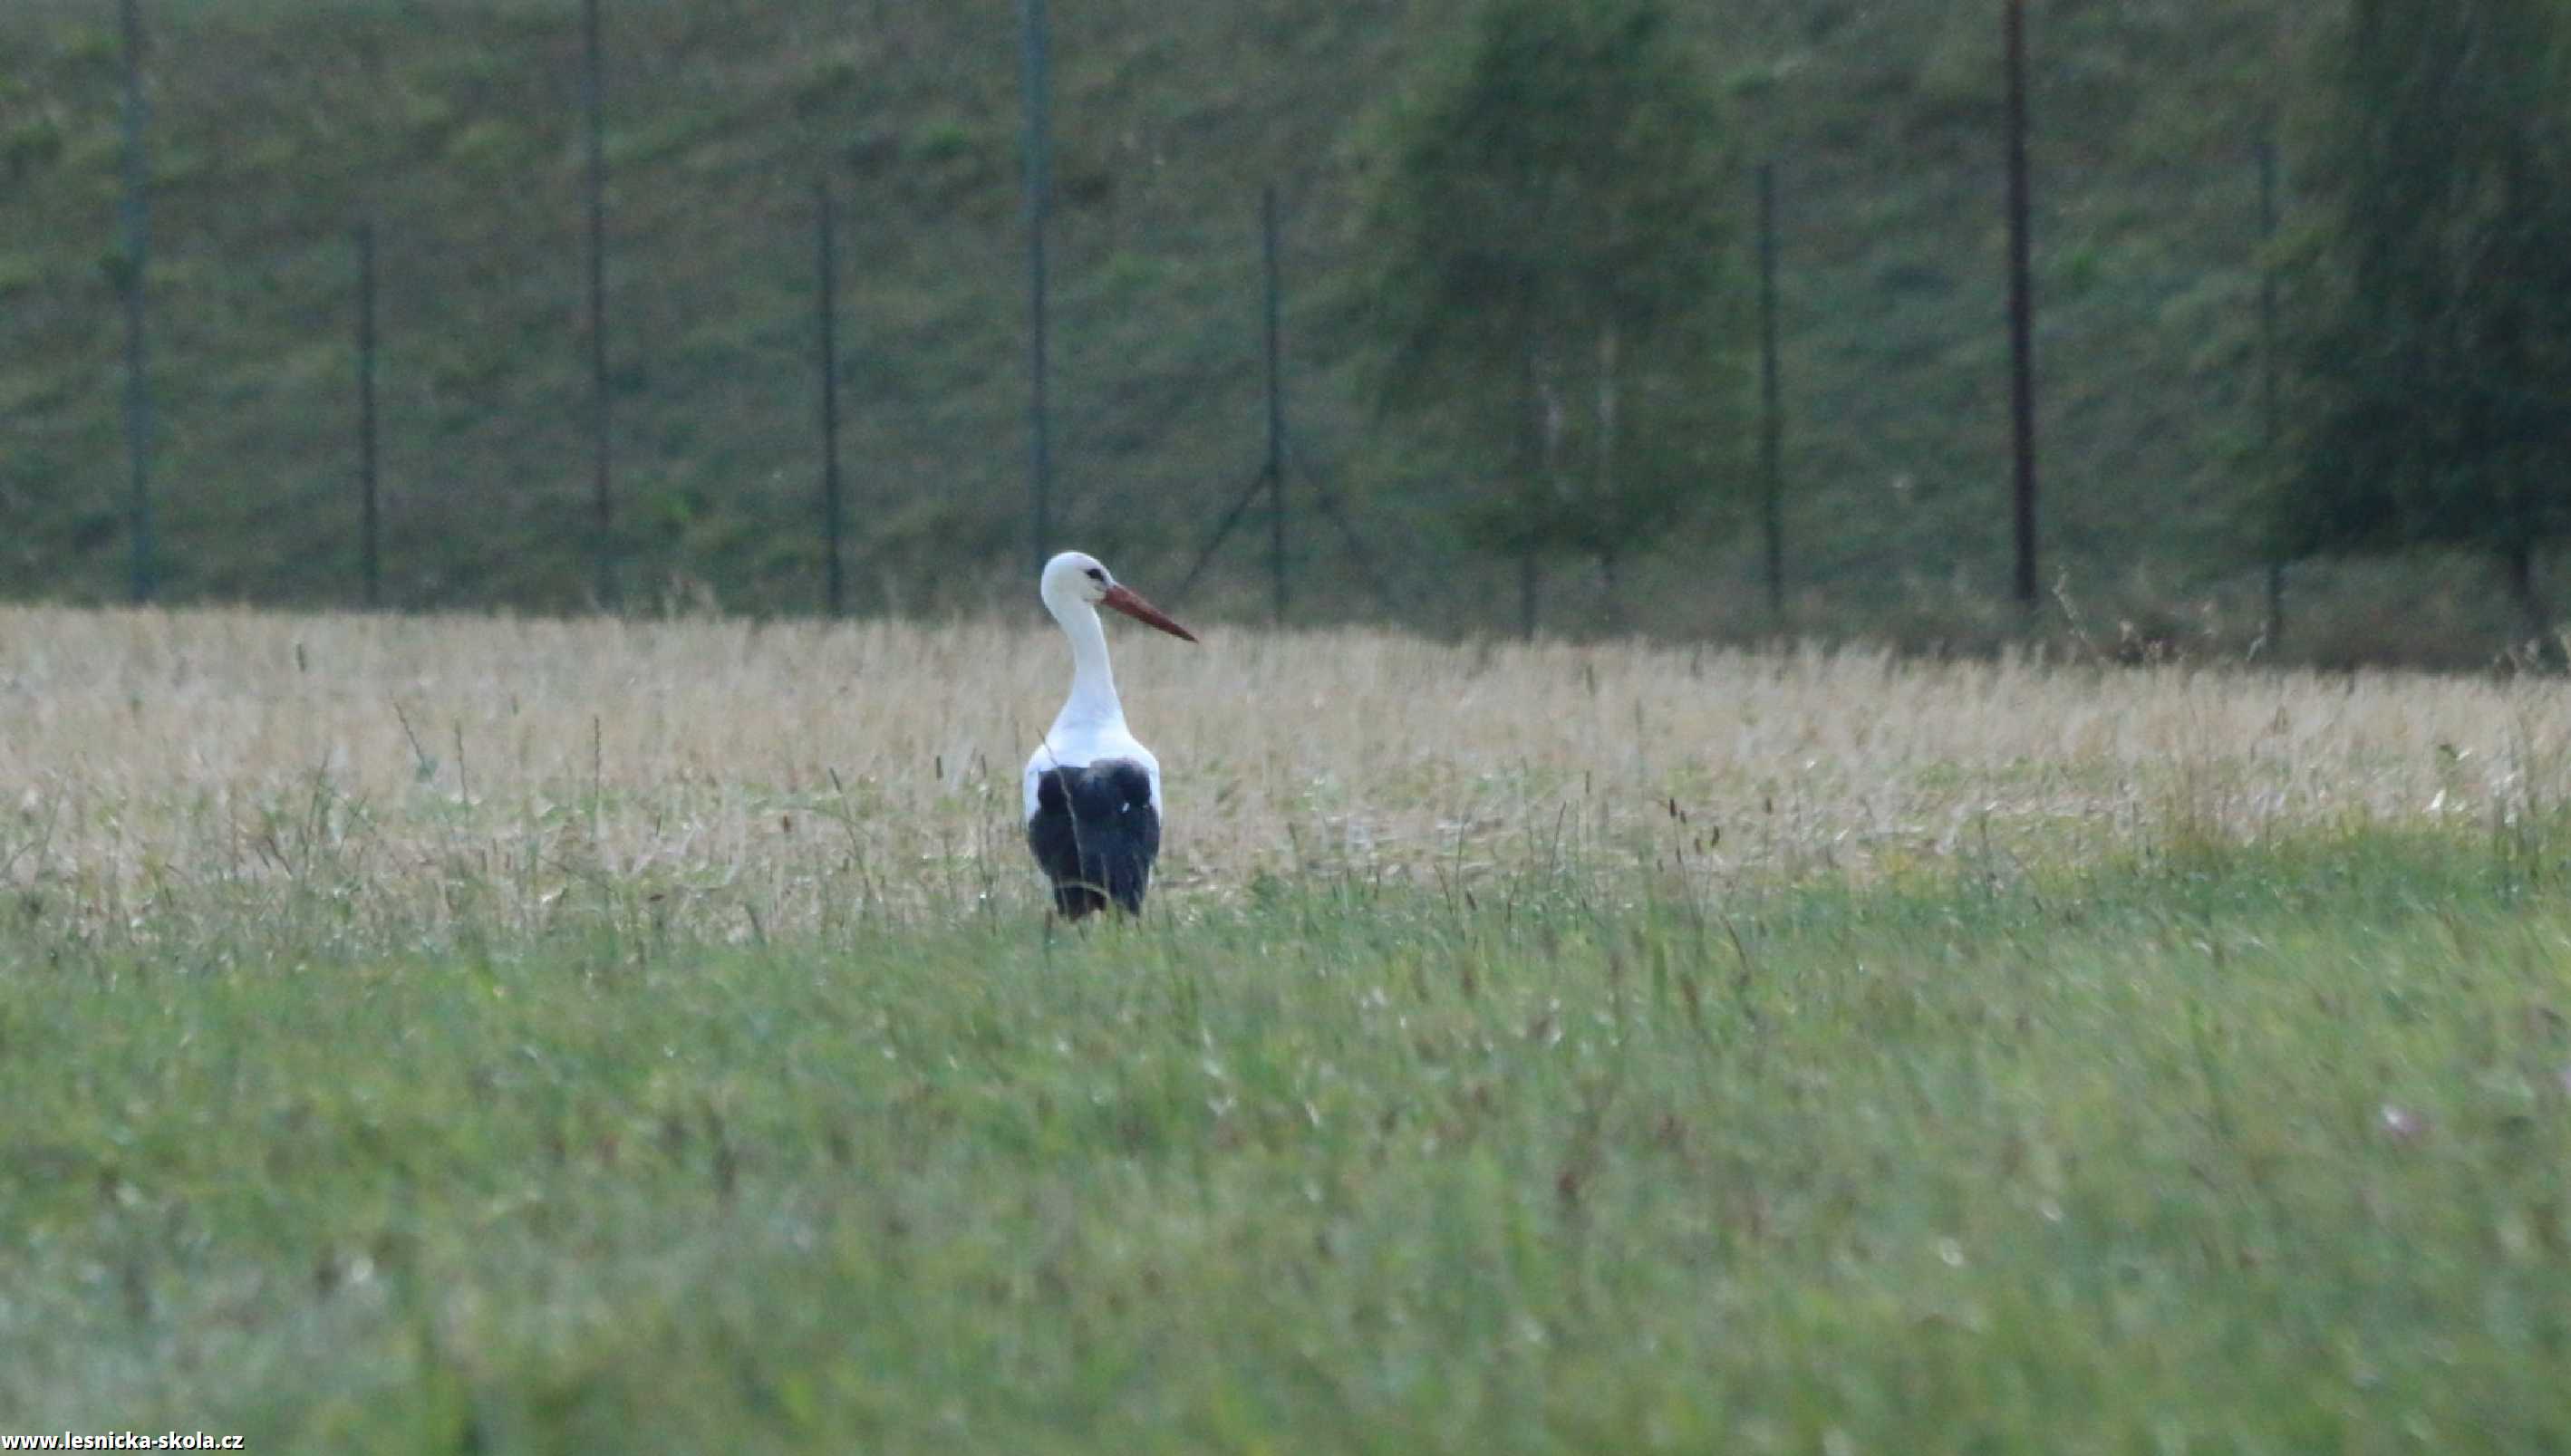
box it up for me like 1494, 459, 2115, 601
1, 603, 2561, 937
18, 605, 2571, 1450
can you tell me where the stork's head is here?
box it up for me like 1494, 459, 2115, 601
1039, 551, 1198, 641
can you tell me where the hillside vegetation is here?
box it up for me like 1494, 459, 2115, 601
13, 0, 2519, 658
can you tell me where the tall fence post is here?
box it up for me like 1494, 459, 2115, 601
1018, 0, 1054, 578
581, 0, 615, 609
1261, 185, 1287, 626
1755, 159, 1784, 620
2258, 140, 2283, 647
815, 181, 846, 617
2005, 0, 2040, 612
356, 223, 381, 609
1175, 183, 1407, 622
119, 0, 154, 605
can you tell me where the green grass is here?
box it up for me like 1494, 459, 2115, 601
9, 827, 2571, 1451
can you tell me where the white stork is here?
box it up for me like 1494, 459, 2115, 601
1023, 551, 1198, 918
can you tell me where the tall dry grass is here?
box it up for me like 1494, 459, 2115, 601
0, 604, 2562, 939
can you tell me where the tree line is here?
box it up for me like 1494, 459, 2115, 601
1358, 0, 2571, 650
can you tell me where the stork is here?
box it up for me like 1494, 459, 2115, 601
1023, 551, 1198, 919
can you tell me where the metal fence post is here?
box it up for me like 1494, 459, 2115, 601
356, 222, 382, 608
120, 0, 155, 604
1756, 160, 1784, 619
582, 0, 614, 608
2258, 140, 2284, 646
2005, 0, 2040, 612
1019, 0, 1054, 577
815, 181, 846, 617
1262, 185, 1287, 626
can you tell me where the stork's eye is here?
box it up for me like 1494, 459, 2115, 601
1085, 567, 1107, 583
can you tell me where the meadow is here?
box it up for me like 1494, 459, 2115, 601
5, 605, 2571, 1451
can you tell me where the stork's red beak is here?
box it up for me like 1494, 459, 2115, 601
1100, 583, 1198, 642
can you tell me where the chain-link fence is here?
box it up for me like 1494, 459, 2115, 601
15, 0, 2491, 659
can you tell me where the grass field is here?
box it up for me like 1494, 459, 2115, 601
5, 605, 2571, 1451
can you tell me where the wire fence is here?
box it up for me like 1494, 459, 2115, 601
1, 0, 2364, 649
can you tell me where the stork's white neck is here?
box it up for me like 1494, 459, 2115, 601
1047, 595, 1125, 735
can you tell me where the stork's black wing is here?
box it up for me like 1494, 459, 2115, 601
1026, 758, 1162, 918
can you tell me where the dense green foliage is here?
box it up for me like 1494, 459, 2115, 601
13, 0, 2464, 653
2276, 0, 2571, 638
7, 828, 2571, 1450
1359, 0, 1743, 634
17, 0, 2571, 661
